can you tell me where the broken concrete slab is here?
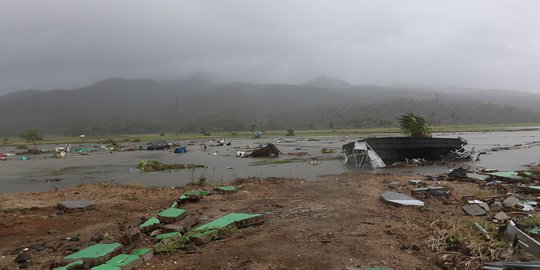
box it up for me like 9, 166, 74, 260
494, 211, 509, 222
489, 171, 533, 181
64, 243, 122, 267
91, 264, 121, 270
410, 187, 429, 195
427, 186, 449, 196
503, 196, 520, 208
139, 217, 161, 233
191, 213, 265, 245
53, 259, 84, 270
388, 181, 401, 189
409, 179, 422, 185
195, 213, 265, 231
157, 208, 186, 224
177, 190, 210, 203
130, 248, 153, 263
120, 227, 141, 246
104, 254, 143, 270
161, 217, 200, 233
214, 186, 237, 193
57, 199, 95, 212
462, 204, 486, 216
380, 191, 424, 207
155, 231, 180, 241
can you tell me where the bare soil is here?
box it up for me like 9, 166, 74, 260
0, 172, 520, 270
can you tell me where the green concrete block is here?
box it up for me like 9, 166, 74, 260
488, 171, 533, 181
184, 190, 209, 196
139, 217, 160, 232
216, 186, 237, 192
53, 259, 85, 270
155, 231, 180, 240
131, 248, 153, 262
157, 208, 186, 223
105, 254, 143, 269
158, 208, 186, 218
91, 265, 121, 270
195, 213, 262, 231
64, 243, 122, 264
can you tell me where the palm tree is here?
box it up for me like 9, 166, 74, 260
398, 113, 431, 137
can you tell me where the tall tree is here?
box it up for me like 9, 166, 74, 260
19, 128, 43, 152
398, 113, 431, 137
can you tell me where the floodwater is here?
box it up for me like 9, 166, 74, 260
1, 128, 540, 194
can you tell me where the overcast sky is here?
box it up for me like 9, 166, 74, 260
1, 0, 540, 94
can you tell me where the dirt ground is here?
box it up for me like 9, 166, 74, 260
0, 171, 528, 270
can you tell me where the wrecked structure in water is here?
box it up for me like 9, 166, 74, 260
343, 136, 467, 168
237, 143, 281, 158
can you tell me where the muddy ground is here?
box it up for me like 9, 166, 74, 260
0, 170, 536, 270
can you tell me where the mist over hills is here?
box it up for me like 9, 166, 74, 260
1, 76, 540, 137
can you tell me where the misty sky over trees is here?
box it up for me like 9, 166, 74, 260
1, 0, 540, 94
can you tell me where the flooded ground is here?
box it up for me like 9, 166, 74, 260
1, 128, 540, 193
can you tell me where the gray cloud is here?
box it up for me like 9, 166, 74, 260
1, 0, 540, 93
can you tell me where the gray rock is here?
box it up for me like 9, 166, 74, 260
462, 204, 486, 216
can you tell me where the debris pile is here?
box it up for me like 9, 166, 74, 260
47, 185, 265, 269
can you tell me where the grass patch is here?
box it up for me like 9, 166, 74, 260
427, 218, 509, 269
138, 160, 205, 171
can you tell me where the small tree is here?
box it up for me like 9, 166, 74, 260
398, 113, 431, 137
19, 128, 43, 152
286, 129, 295, 136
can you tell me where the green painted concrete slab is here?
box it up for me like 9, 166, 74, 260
131, 248, 152, 256
155, 231, 180, 240
158, 208, 186, 218
529, 228, 540, 235
105, 254, 140, 267
53, 259, 84, 270
65, 243, 122, 261
139, 217, 160, 229
195, 213, 262, 231
91, 264, 120, 270
216, 186, 237, 191
184, 190, 209, 196
489, 171, 533, 180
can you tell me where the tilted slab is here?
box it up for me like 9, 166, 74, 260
53, 259, 84, 270
139, 217, 161, 233
64, 243, 122, 267
214, 186, 237, 194
155, 231, 181, 241
131, 248, 153, 263
380, 191, 424, 207
157, 208, 187, 224
91, 264, 121, 270
191, 213, 265, 244
104, 254, 143, 270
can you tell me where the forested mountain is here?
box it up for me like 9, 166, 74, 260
1, 77, 540, 136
